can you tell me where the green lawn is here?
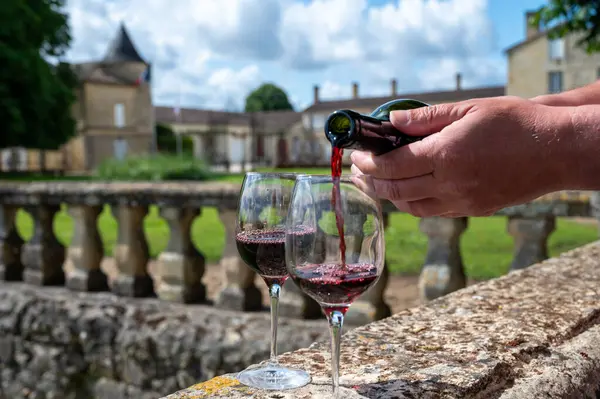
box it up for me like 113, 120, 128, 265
15, 205, 598, 281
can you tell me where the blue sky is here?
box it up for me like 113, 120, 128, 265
66, 0, 548, 111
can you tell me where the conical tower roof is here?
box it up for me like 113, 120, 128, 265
103, 22, 145, 63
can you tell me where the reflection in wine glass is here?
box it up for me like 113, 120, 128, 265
286, 174, 385, 397
235, 172, 311, 390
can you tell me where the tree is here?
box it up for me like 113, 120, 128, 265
244, 83, 294, 112
156, 123, 194, 156
0, 0, 77, 150
530, 0, 600, 54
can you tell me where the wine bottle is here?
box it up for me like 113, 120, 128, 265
324, 99, 430, 156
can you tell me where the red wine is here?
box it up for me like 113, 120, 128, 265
331, 146, 346, 267
291, 263, 378, 314
324, 99, 429, 156
236, 227, 315, 286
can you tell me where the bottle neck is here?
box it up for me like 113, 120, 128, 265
325, 109, 413, 152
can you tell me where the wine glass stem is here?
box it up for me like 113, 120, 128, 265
327, 310, 344, 397
268, 283, 281, 367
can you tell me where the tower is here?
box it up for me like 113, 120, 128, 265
66, 22, 153, 171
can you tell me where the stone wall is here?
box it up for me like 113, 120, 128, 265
0, 283, 328, 399
165, 241, 600, 398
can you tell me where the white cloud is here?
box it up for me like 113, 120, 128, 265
320, 81, 352, 100
64, 0, 504, 109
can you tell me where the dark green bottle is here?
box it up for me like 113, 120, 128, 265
324, 99, 430, 155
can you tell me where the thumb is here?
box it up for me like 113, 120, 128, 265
390, 102, 474, 136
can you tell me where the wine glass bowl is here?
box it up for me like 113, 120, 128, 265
285, 174, 385, 396
235, 172, 311, 390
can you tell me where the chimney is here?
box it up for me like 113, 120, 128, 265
352, 82, 359, 99
455, 72, 462, 91
526, 11, 540, 39
391, 79, 397, 96
313, 84, 320, 104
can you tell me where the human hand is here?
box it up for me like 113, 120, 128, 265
350, 96, 574, 217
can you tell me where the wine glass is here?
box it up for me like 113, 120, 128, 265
285, 174, 385, 397
235, 172, 311, 390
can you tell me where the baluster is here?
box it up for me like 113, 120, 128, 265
418, 216, 468, 301
507, 215, 556, 271
215, 207, 262, 311
591, 191, 600, 237
156, 207, 205, 303
345, 212, 392, 326
0, 204, 24, 281
111, 204, 154, 297
21, 205, 65, 286
65, 205, 108, 291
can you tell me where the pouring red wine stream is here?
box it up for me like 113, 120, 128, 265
331, 146, 346, 268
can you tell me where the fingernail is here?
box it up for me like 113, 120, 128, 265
350, 151, 364, 163
390, 110, 409, 125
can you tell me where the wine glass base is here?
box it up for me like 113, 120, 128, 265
237, 363, 311, 390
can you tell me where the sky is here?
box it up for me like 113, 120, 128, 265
64, 0, 548, 112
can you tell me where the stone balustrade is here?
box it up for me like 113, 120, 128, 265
164, 241, 600, 398
0, 182, 597, 328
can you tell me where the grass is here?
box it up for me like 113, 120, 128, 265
15, 204, 598, 281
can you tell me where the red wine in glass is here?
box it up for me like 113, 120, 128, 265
235, 172, 313, 391
285, 174, 385, 398
236, 227, 315, 287
290, 262, 379, 315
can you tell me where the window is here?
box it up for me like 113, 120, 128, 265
302, 114, 311, 129
114, 103, 125, 128
312, 113, 325, 130
548, 71, 563, 93
548, 38, 565, 60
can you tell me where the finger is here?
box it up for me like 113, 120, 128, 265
372, 174, 436, 201
439, 212, 466, 218
392, 200, 464, 218
390, 101, 475, 136
391, 200, 410, 213
350, 142, 434, 180
405, 198, 452, 217
350, 164, 363, 176
350, 174, 373, 197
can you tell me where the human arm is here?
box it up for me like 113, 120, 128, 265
530, 80, 600, 106
350, 96, 600, 217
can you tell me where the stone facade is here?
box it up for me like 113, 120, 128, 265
154, 108, 304, 170
0, 283, 328, 399
506, 11, 600, 98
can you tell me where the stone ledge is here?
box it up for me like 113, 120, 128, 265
164, 241, 600, 398
0, 283, 328, 398
0, 182, 595, 217
0, 181, 241, 208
